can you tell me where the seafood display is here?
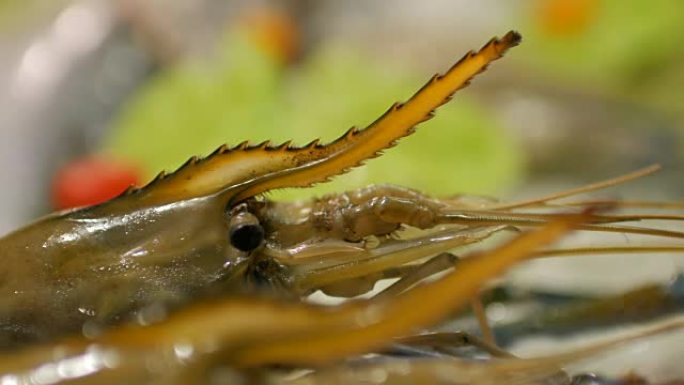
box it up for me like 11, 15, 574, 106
0, 31, 682, 384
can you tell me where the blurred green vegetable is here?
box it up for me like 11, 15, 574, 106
0, 0, 66, 30
521, 0, 684, 88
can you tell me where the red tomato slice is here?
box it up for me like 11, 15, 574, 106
52, 157, 142, 210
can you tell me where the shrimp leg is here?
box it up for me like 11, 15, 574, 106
375, 252, 461, 298
390, 331, 513, 358
376, 252, 496, 345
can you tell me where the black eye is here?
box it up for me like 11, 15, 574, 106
229, 224, 264, 252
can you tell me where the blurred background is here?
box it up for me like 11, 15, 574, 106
2, 0, 683, 228
0, 0, 683, 379
4, 0, 683, 288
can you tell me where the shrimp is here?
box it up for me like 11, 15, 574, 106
0, 30, 683, 383
0, 30, 522, 347
1, 212, 682, 384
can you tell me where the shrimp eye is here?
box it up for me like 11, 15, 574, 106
227, 206, 264, 252
229, 224, 264, 252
